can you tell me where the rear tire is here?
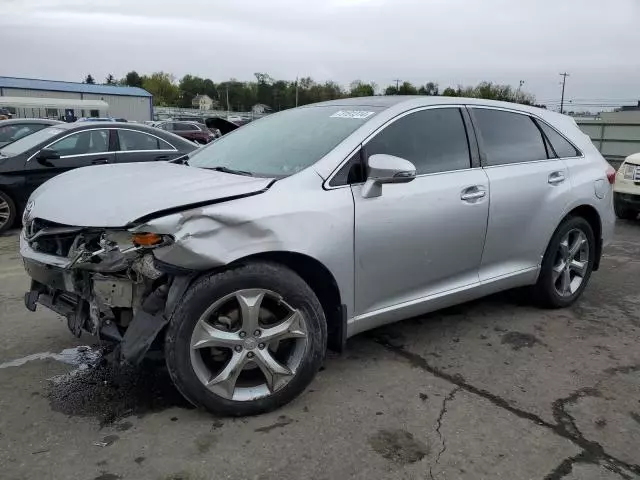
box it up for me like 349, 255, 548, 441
165, 262, 327, 416
0, 190, 17, 234
531, 216, 595, 308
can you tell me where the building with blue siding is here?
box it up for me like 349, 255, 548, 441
0, 76, 153, 121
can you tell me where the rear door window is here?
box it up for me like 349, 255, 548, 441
173, 122, 194, 132
472, 109, 548, 166
365, 107, 471, 175
536, 121, 581, 158
49, 130, 109, 156
117, 130, 173, 151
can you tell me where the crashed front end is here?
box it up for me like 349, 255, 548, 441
21, 218, 177, 364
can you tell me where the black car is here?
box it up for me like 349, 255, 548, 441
0, 122, 197, 232
0, 118, 62, 148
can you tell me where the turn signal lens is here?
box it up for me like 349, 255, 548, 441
131, 232, 163, 246
606, 166, 616, 185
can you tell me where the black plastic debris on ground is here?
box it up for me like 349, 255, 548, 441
47, 356, 193, 427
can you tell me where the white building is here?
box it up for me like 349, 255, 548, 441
0, 76, 153, 121
192, 94, 214, 110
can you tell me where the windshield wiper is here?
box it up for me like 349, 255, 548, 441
207, 166, 254, 177
169, 154, 189, 165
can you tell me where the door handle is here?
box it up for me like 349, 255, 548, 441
155, 155, 170, 161
461, 187, 486, 201
91, 158, 109, 165
548, 171, 565, 185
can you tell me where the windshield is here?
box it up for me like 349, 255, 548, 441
187, 105, 381, 177
0, 126, 65, 156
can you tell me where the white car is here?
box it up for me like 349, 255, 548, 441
20, 97, 616, 415
614, 153, 640, 220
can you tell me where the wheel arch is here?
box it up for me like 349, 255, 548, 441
564, 204, 603, 271
227, 251, 347, 352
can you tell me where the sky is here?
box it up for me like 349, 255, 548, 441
2, 0, 639, 110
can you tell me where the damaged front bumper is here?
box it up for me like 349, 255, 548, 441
20, 228, 183, 365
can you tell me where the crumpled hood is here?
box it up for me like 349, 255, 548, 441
28, 162, 273, 227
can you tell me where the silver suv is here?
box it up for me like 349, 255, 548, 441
20, 97, 615, 415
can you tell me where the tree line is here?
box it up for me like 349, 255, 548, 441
83, 72, 542, 111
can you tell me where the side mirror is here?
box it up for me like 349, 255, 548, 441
37, 148, 60, 161
362, 154, 416, 198
35, 148, 60, 167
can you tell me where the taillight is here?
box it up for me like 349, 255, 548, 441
606, 165, 616, 185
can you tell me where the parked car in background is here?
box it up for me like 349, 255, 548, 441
0, 108, 13, 120
205, 117, 239, 136
0, 119, 62, 148
18, 96, 614, 416
155, 121, 215, 144
613, 152, 640, 220
77, 117, 128, 123
0, 122, 196, 232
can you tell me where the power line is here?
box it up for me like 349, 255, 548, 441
559, 72, 570, 114
393, 79, 402, 91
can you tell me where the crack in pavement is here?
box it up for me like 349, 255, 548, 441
429, 386, 460, 480
374, 337, 640, 479
544, 451, 633, 480
552, 387, 602, 440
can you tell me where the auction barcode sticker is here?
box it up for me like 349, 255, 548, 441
330, 110, 376, 119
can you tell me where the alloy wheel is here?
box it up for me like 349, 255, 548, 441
552, 228, 589, 297
189, 289, 308, 401
0, 197, 10, 230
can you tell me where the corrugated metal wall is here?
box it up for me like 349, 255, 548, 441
82, 93, 151, 121
0, 88, 151, 121
576, 119, 640, 169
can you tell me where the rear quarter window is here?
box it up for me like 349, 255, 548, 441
536, 121, 581, 158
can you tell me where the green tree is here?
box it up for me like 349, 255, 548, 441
384, 85, 398, 95
105, 74, 116, 85
254, 72, 274, 107
179, 75, 208, 108
122, 71, 143, 88
418, 82, 439, 95
84, 74, 95, 84
202, 79, 218, 102
349, 80, 375, 97
439, 81, 535, 104
271, 80, 290, 110
143, 72, 180, 106
397, 81, 418, 95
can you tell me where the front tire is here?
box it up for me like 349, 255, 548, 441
165, 262, 327, 416
0, 190, 16, 234
614, 197, 638, 220
531, 216, 595, 308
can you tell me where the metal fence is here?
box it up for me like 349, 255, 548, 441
575, 119, 640, 170
153, 106, 265, 121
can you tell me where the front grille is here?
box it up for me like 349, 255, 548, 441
31, 232, 78, 257
27, 218, 83, 257
26, 218, 70, 239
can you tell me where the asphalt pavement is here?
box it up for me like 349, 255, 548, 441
1, 221, 639, 480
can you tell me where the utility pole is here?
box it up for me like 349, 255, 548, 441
226, 85, 230, 118
393, 79, 401, 93
295, 76, 299, 107
515, 80, 524, 103
559, 72, 570, 114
